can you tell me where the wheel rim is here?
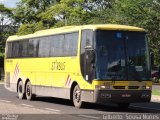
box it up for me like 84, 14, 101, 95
74, 88, 80, 103
19, 84, 22, 94
26, 84, 31, 97
18, 81, 24, 99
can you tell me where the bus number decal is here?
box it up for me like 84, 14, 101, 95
52, 61, 65, 71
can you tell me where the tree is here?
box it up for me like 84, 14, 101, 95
0, 4, 14, 56
17, 21, 45, 35
40, 0, 90, 27
15, 0, 118, 33
42, 0, 115, 27
14, 0, 59, 35
88, 0, 116, 24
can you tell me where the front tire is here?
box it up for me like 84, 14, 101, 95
25, 81, 33, 100
17, 81, 25, 99
73, 85, 83, 108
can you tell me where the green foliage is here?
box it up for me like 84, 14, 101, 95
0, 53, 4, 57
13, 0, 59, 35
0, 4, 14, 56
0, 4, 12, 15
42, 0, 93, 26
17, 24, 35, 35
17, 21, 46, 35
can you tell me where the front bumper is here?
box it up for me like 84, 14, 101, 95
94, 90, 151, 104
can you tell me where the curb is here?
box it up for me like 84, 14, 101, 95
151, 95, 160, 103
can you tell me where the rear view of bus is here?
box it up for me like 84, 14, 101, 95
80, 25, 152, 108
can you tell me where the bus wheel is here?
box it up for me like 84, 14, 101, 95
118, 103, 130, 108
73, 85, 83, 108
25, 81, 33, 100
17, 81, 25, 99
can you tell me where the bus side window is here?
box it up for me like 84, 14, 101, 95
6, 42, 12, 58
64, 32, 78, 56
38, 37, 50, 57
19, 40, 29, 58
12, 41, 20, 58
28, 39, 39, 57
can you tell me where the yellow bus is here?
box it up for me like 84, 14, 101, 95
4, 24, 152, 108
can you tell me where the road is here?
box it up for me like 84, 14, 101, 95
0, 84, 160, 120
153, 84, 160, 91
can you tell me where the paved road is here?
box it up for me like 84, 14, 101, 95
153, 84, 160, 91
0, 84, 160, 120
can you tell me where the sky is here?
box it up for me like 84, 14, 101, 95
0, 0, 20, 8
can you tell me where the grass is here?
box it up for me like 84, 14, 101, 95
152, 90, 160, 96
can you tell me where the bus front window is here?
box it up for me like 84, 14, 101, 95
95, 30, 150, 81
126, 32, 150, 80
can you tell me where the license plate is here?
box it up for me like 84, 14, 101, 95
122, 94, 131, 97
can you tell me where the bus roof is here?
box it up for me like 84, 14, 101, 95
7, 24, 145, 41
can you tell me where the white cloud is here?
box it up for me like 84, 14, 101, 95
0, 0, 5, 3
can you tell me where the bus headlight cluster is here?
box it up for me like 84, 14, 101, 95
95, 85, 112, 90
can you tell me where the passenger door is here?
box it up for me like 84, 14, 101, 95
80, 30, 95, 83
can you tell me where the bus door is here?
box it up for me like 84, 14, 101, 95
80, 30, 95, 83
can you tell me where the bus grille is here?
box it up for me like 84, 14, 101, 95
113, 86, 125, 89
6, 72, 10, 87
128, 86, 139, 89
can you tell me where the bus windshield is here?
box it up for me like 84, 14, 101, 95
95, 30, 151, 81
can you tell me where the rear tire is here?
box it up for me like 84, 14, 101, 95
73, 85, 83, 108
25, 81, 33, 100
17, 81, 25, 99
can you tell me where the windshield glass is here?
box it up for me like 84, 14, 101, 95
95, 30, 150, 81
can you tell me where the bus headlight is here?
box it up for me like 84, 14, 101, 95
141, 86, 152, 90
146, 86, 152, 90
95, 85, 112, 90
